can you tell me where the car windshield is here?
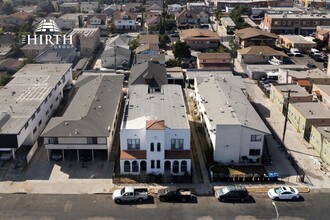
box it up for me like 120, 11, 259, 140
289, 187, 296, 193
222, 187, 230, 194
274, 187, 283, 194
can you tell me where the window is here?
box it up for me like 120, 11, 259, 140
132, 161, 138, 172
31, 113, 35, 120
173, 161, 179, 173
33, 127, 37, 134
124, 161, 130, 172
37, 107, 40, 113
48, 137, 58, 144
171, 139, 184, 150
24, 122, 29, 129
87, 137, 98, 144
38, 120, 42, 126
249, 149, 261, 156
251, 135, 262, 142
157, 143, 161, 151
151, 160, 155, 168
44, 97, 48, 103
50, 104, 53, 110
46, 110, 49, 116
128, 139, 140, 149
150, 143, 154, 152
156, 160, 160, 169
181, 161, 187, 173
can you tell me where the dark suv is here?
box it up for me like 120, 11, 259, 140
215, 185, 250, 202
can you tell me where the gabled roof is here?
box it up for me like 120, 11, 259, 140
0, 34, 15, 46
135, 43, 159, 54
238, 46, 287, 56
0, 58, 23, 70
145, 15, 161, 26
146, 120, 166, 130
139, 35, 159, 45
148, 3, 163, 11
0, 11, 33, 21
113, 11, 137, 20
129, 61, 167, 87
120, 150, 147, 159
234, 27, 278, 40
197, 53, 231, 60
180, 28, 220, 40
86, 14, 107, 25
176, 9, 197, 19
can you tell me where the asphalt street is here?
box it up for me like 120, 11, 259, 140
0, 191, 329, 220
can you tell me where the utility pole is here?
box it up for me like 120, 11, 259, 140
281, 89, 298, 149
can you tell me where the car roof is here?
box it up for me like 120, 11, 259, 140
224, 185, 247, 191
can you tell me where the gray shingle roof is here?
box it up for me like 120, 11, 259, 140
42, 74, 123, 137
129, 62, 168, 87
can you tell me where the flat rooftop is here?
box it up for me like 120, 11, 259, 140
196, 75, 269, 133
315, 126, 330, 141
279, 35, 316, 44
272, 84, 311, 97
291, 102, 330, 119
122, 84, 189, 129
70, 28, 99, 37
286, 69, 328, 79
0, 64, 72, 134
42, 74, 123, 137
313, 84, 330, 95
186, 70, 233, 80
247, 64, 308, 72
267, 13, 330, 19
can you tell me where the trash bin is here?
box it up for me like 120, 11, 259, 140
268, 172, 279, 182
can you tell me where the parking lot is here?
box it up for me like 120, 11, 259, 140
290, 53, 327, 70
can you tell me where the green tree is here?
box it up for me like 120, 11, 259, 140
129, 38, 140, 50
166, 59, 181, 67
164, 19, 176, 32
229, 40, 239, 58
1, 1, 14, 15
159, 34, 170, 49
230, 6, 251, 29
0, 73, 12, 86
172, 40, 191, 59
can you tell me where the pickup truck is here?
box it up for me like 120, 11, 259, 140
112, 186, 149, 204
157, 187, 196, 202
290, 48, 302, 57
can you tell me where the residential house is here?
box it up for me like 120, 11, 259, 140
0, 34, 15, 58
86, 14, 108, 29
135, 44, 159, 55
277, 35, 316, 52
245, 64, 309, 80
149, 0, 164, 8
113, 11, 140, 31
57, 13, 83, 30
60, 2, 80, 13
147, 2, 163, 13
234, 27, 278, 49
42, 74, 123, 161
0, 58, 23, 74
261, 13, 330, 35
0, 11, 34, 31
194, 75, 270, 164
288, 102, 330, 140
296, 0, 330, 9
187, 2, 209, 14
136, 54, 166, 65
139, 35, 159, 46
316, 26, 330, 44
180, 28, 220, 51
197, 11, 209, 25
70, 28, 100, 56
175, 9, 199, 30
80, 1, 100, 13
237, 46, 287, 64
214, 0, 293, 12
167, 4, 183, 15
129, 61, 167, 92
277, 68, 330, 92
34, 46, 77, 64
196, 53, 232, 70
0, 64, 72, 159
120, 84, 191, 176
270, 84, 313, 113
101, 34, 131, 69
20, 44, 49, 58
185, 70, 234, 87
145, 14, 161, 30
310, 125, 330, 165
312, 84, 330, 109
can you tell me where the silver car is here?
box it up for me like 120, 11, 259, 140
268, 186, 300, 201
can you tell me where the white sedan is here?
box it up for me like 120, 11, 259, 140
268, 186, 300, 200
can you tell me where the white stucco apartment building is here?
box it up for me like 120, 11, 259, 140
120, 84, 191, 175
0, 64, 72, 159
194, 75, 270, 164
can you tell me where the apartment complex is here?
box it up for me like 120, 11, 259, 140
70, 28, 100, 56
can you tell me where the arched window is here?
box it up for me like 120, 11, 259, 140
132, 161, 138, 172
181, 161, 187, 173
173, 160, 179, 173
124, 161, 130, 172
150, 143, 154, 152
157, 143, 161, 151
